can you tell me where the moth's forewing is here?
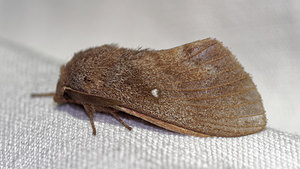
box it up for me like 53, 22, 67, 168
114, 38, 266, 137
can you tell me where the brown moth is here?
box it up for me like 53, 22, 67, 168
32, 38, 266, 137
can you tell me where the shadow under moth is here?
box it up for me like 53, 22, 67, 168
32, 38, 266, 137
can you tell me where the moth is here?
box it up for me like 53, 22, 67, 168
32, 38, 266, 137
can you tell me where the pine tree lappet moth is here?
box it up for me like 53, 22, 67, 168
32, 38, 266, 137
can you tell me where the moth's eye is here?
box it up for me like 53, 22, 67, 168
63, 92, 71, 100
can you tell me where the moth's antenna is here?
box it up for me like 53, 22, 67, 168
31, 92, 55, 97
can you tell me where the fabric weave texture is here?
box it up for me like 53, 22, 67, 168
0, 39, 299, 169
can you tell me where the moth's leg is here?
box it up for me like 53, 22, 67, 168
83, 104, 97, 135
98, 107, 132, 130
108, 110, 132, 131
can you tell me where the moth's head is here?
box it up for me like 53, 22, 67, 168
54, 65, 69, 104
53, 56, 97, 104
53, 47, 113, 104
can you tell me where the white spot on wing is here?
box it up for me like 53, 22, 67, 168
151, 89, 159, 98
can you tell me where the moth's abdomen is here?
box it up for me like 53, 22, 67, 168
124, 38, 266, 137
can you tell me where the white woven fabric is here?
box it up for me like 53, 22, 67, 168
1, 1, 300, 135
0, 39, 300, 169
